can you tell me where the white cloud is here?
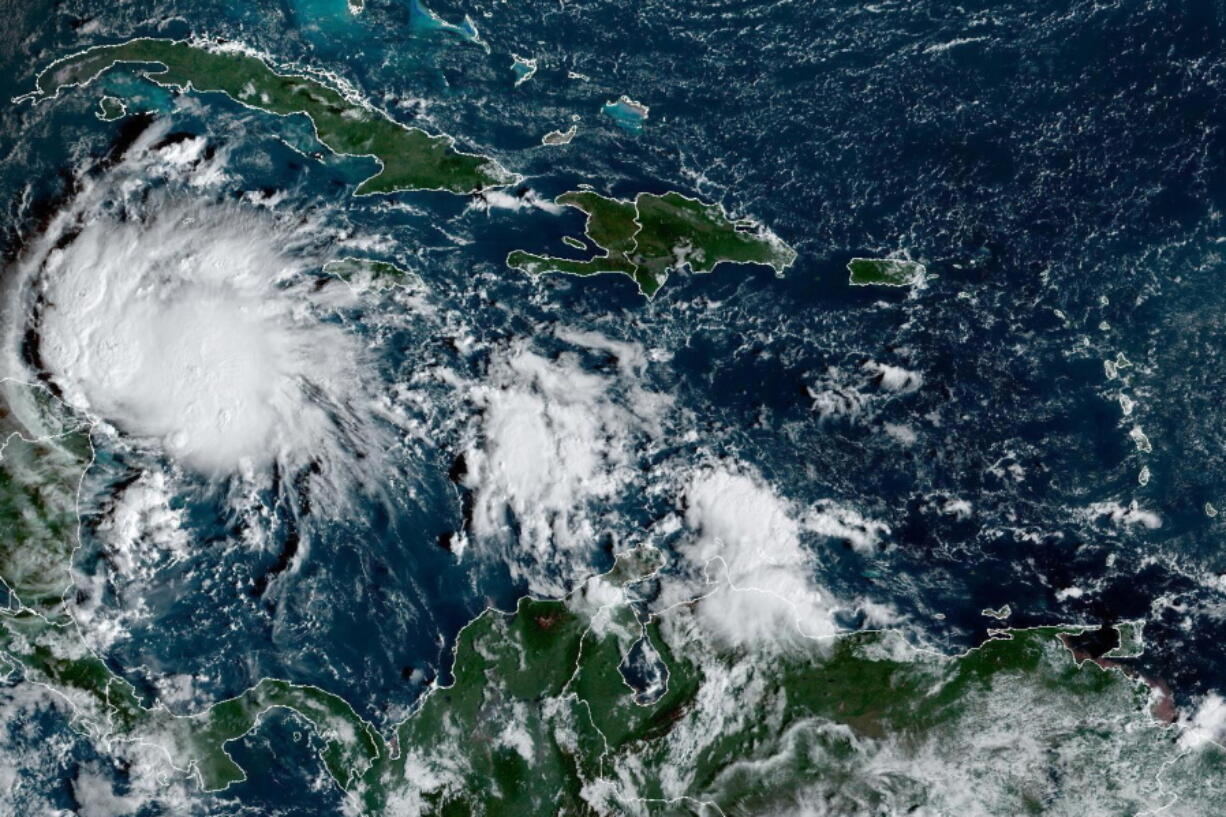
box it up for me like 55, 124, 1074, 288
1054, 585, 1085, 601
806, 375, 870, 422
30, 198, 365, 475
665, 465, 894, 649
73, 767, 142, 817
155, 135, 207, 167
862, 360, 923, 393
806, 359, 924, 424
1179, 693, 1226, 750
1083, 500, 1163, 530
940, 498, 973, 520
553, 327, 650, 376
803, 501, 891, 555
883, 422, 917, 445
678, 467, 842, 649
460, 337, 670, 592
467, 188, 564, 215
4, 135, 389, 485
97, 469, 189, 574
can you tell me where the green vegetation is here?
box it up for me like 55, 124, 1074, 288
183, 678, 382, 791
7, 36, 1214, 816
0, 381, 91, 616
360, 614, 1212, 815
354, 548, 682, 814
0, 611, 149, 736
27, 38, 515, 195
5, 520, 1203, 815
96, 95, 126, 121
0, 525, 1219, 815
847, 256, 925, 286
507, 190, 797, 297
618, 624, 1201, 815
0, 608, 380, 793
1106, 620, 1146, 658
603, 546, 664, 587
322, 257, 421, 291
0, 384, 1218, 814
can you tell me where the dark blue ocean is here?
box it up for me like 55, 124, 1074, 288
4, 0, 1226, 812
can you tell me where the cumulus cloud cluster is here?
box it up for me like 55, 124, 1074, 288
672, 466, 893, 650
453, 329, 895, 634
34, 200, 363, 475
806, 359, 925, 428
3, 120, 384, 482
1179, 693, 1226, 750
679, 467, 841, 647
459, 334, 671, 591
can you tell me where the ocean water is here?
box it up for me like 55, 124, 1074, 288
2, 0, 1226, 812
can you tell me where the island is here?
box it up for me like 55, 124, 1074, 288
6, 38, 1225, 817
95, 94, 126, 121
510, 54, 537, 86
322, 257, 421, 291
602, 94, 649, 133
507, 189, 797, 297
22, 38, 517, 195
540, 123, 577, 146
847, 256, 926, 286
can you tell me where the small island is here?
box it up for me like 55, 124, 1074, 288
847, 257, 926, 287
510, 54, 537, 86
24, 38, 517, 195
602, 95, 649, 133
507, 189, 796, 297
95, 94, 126, 121
322, 257, 421, 291
541, 123, 577, 146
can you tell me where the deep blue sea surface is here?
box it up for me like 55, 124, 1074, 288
4, 0, 1226, 812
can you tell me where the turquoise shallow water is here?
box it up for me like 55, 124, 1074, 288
601, 98, 647, 133
2, 0, 1226, 812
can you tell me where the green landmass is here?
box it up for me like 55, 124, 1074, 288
8, 34, 1217, 817
3, 359, 1224, 816
507, 190, 797, 297
1105, 620, 1146, 658
96, 94, 126, 121
847, 257, 926, 287
323, 257, 422, 291
0, 380, 91, 616
26, 38, 515, 195
0, 608, 381, 792
1, 442, 1219, 817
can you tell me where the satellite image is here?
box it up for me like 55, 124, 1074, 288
2, 0, 1226, 814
